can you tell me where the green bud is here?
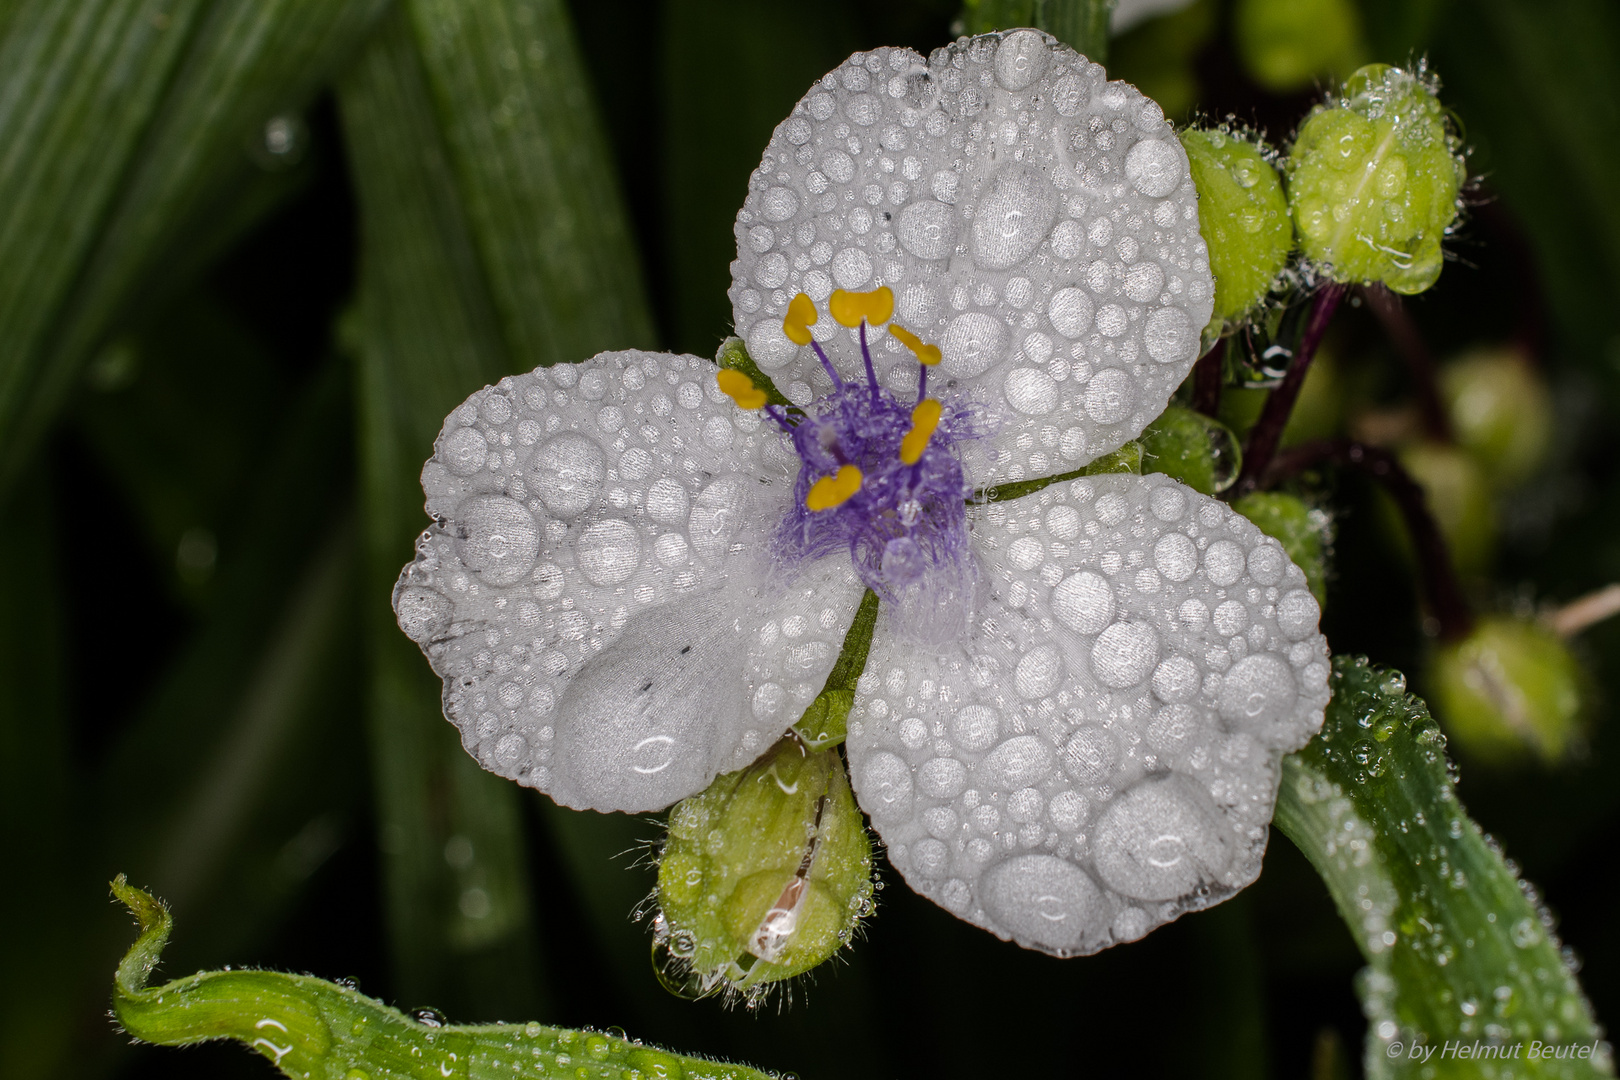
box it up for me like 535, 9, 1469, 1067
1396, 441, 1495, 577
1181, 128, 1293, 324
1140, 405, 1242, 494
1235, 0, 1365, 93
1430, 616, 1584, 765
653, 735, 874, 1003
1288, 64, 1466, 295
1231, 491, 1331, 606
1441, 347, 1552, 489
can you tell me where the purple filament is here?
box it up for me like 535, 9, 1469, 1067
773, 324, 977, 604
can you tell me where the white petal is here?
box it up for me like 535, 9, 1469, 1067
846, 473, 1328, 955
728, 33, 1212, 488
394, 350, 864, 812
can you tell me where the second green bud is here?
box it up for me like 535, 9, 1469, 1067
653, 734, 874, 1003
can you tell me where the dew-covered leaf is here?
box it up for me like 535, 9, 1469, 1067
1275, 657, 1608, 1077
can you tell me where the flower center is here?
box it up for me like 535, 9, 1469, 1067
717, 287, 976, 606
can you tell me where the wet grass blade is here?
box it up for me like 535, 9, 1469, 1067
0, 0, 390, 490
1276, 657, 1609, 1077
403, 0, 657, 364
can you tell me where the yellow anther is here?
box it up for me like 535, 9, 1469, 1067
900, 399, 943, 465
783, 292, 818, 345
829, 286, 894, 328
889, 323, 942, 367
717, 369, 768, 410
806, 464, 863, 511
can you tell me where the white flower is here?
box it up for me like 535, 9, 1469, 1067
395, 30, 1329, 957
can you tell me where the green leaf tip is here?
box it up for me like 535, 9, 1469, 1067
1275, 659, 1610, 1077
1288, 63, 1466, 296
653, 734, 875, 1005
110, 878, 779, 1079
1180, 127, 1294, 324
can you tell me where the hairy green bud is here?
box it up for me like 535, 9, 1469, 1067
1181, 127, 1293, 323
653, 735, 874, 1003
1431, 616, 1584, 766
1441, 347, 1553, 489
1288, 64, 1465, 295
1140, 405, 1242, 494
1232, 490, 1331, 607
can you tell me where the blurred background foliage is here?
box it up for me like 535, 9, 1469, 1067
4, 0, 1619, 1077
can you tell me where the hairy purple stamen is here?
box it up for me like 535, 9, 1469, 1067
774, 325, 978, 609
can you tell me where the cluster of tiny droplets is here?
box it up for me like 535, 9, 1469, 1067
771, 322, 978, 608
727, 30, 1213, 490
394, 350, 865, 814
846, 473, 1331, 956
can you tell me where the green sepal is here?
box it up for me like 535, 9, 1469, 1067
1275, 658, 1608, 1077
1180, 127, 1294, 323
109, 876, 774, 1079
1231, 490, 1331, 608
793, 589, 880, 750
1140, 405, 1242, 495
716, 336, 796, 411
1429, 616, 1585, 766
654, 736, 874, 1004
1288, 64, 1466, 295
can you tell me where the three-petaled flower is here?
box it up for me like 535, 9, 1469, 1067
395, 29, 1330, 959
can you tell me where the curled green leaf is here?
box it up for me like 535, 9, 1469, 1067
1274, 659, 1608, 1077
110, 875, 776, 1079
1288, 64, 1466, 295
1181, 127, 1293, 323
653, 735, 874, 1004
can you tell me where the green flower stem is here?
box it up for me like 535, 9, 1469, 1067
1274, 658, 1609, 1077
1267, 438, 1474, 641
1360, 284, 1453, 441
110, 878, 776, 1080
960, 0, 1119, 63
793, 590, 881, 750
1234, 283, 1346, 496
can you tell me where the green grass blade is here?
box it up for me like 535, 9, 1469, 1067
403, 0, 657, 364
1276, 657, 1610, 1077
109, 878, 778, 1080
960, 0, 1117, 62
339, 9, 547, 1021
0, 0, 206, 469
0, 0, 391, 490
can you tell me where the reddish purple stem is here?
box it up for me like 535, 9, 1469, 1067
1265, 438, 1475, 642
1235, 284, 1348, 495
